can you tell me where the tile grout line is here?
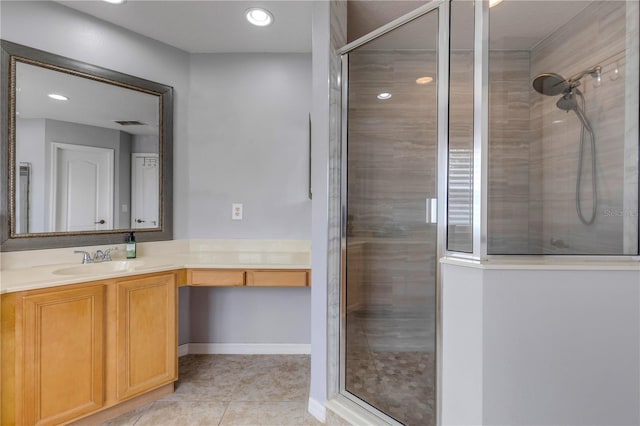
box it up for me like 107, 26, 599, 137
217, 400, 230, 426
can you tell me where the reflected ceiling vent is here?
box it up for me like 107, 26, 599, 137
114, 120, 146, 126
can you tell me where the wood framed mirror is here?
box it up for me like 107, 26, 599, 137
1, 40, 173, 251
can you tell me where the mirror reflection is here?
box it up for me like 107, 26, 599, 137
14, 61, 160, 234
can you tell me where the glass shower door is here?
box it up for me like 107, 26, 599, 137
342, 8, 440, 426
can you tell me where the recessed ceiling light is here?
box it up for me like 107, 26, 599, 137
246, 8, 274, 27
490, 0, 504, 7
377, 92, 392, 100
416, 76, 434, 85
48, 93, 69, 101
103, 0, 126, 4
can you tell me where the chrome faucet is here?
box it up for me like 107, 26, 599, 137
74, 250, 93, 264
74, 247, 117, 264
100, 248, 117, 262
94, 250, 105, 262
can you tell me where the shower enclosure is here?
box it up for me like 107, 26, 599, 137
338, 3, 447, 425
336, 0, 638, 424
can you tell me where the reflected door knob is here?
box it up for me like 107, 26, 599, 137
136, 219, 146, 223
95, 219, 105, 224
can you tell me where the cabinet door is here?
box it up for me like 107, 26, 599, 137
22, 284, 105, 425
116, 273, 176, 400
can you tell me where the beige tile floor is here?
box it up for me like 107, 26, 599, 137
101, 354, 324, 426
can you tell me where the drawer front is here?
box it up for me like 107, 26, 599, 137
246, 270, 309, 287
188, 269, 245, 286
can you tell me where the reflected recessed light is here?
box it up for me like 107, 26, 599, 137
416, 76, 434, 85
48, 93, 69, 101
103, 0, 126, 4
246, 8, 274, 26
377, 92, 392, 100
490, 0, 504, 7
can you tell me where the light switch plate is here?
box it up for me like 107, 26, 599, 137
232, 203, 243, 220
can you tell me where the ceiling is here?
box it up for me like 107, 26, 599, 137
15, 0, 596, 132
56, 0, 593, 54
56, 0, 313, 53
16, 61, 159, 136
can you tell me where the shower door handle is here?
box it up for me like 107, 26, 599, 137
426, 198, 437, 224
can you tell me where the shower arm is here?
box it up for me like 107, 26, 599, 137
568, 66, 602, 85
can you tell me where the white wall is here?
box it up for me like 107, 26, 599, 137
186, 52, 311, 240
442, 262, 640, 426
189, 287, 310, 344
309, 0, 332, 412
15, 118, 46, 233
441, 263, 483, 426
184, 52, 312, 346
308, 3, 347, 421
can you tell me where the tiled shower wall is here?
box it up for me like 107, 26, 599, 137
347, 50, 437, 312
487, 50, 533, 254
488, 1, 636, 255
528, 1, 632, 254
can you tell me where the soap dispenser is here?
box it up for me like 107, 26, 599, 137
126, 232, 137, 259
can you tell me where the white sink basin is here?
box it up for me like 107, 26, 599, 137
53, 260, 144, 276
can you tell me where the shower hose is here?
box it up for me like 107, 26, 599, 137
575, 90, 597, 225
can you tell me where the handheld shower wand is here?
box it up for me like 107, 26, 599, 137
532, 67, 600, 225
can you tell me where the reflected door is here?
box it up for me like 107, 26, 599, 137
131, 153, 159, 229
51, 143, 114, 232
342, 8, 439, 426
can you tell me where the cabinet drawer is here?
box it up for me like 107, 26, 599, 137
188, 269, 245, 286
246, 270, 309, 287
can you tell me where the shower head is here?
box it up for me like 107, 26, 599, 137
533, 66, 601, 96
556, 89, 593, 133
532, 73, 571, 96
555, 90, 578, 111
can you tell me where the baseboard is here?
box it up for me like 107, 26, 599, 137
307, 397, 326, 423
182, 343, 311, 355
178, 344, 189, 357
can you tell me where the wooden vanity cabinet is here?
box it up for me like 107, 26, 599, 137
1, 271, 178, 426
186, 268, 310, 287
115, 273, 177, 400
4, 284, 106, 426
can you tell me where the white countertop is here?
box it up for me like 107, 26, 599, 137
0, 240, 311, 294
